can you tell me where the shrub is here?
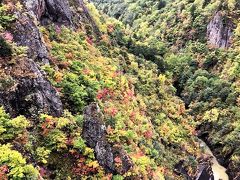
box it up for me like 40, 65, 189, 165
0, 107, 30, 142
0, 144, 39, 179
0, 5, 16, 28
0, 37, 12, 57
113, 175, 124, 180
35, 147, 51, 164
61, 72, 99, 113
73, 137, 86, 152
45, 129, 67, 151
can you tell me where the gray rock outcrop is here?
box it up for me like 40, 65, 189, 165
0, 59, 63, 117
82, 103, 133, 174
41, 0, 73, 25
1, 0, 102, 117
207, 12, 232, 48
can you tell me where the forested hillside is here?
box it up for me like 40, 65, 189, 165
0, 0, 239, 179
91, 0, 240, 179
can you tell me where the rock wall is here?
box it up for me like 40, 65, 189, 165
0, 59, 63, 117
82, 103, 133, 174
0, 0, 101, 117
207, 12, 232, 48
40, 0, 73, 25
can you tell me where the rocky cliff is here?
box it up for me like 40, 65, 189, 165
207, 12, 233, 48
82, 103, 133, 174
0, 0, 101, 117
0, 1, 134, 178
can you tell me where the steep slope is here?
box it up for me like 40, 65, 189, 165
92, 0, 240, 179
0, 0, 237, 179
0, 1, 200, 179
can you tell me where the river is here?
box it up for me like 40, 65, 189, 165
199, 140, 229, 180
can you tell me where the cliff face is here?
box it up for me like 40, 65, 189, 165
0, 59, 63, 117
0, 0, 100, 117
82, 103, 133, 174
207, 12, 233, 48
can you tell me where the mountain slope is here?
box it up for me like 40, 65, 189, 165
0, 0, 239, 179
92, 0, 240, 179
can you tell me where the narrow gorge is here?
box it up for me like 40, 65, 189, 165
0, 0, 240, 179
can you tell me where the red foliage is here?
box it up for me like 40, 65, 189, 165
101, 34, 109, 44
6, 2, 15, 12
132, 151, 144, 158
178, 104, 185, 115
107, 24, 114, 33
144, 130, 153, 139
123, 89, 135, 103
104, 107, 118, 117
55, 25, 62, 35
82, 69, 91, 75
106, 174, 113, 180
111, 108, 118, 116
96, 88, 113, 101
71, 151, 99, 175
15, 131, 29, 145
54, 87, 63, 93
41, 117, 55, 136
69, 150, 81, 159
126, 89, 134, 98
72, 157, 98, 176
66, 138, 73, 146
112, 70, 123, 78
140, 110, 146, 116
39, 167, 47, 178
3, 32, 13, 42
0, 165, 8, 180
129, 111, 136, 121
86, 37, 93, 45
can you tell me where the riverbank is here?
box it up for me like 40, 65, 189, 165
198, 139, 229, 180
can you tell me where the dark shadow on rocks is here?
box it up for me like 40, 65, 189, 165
0, 59, 63, 117
82, 103, 133, 174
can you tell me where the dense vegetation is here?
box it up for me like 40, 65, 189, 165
0, 0, 240, 179
92, 0, 240, 178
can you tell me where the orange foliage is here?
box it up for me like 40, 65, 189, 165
41, 117, 55, 136
104, 107, 118, 117
96, 88, 113, 101
65, 52, 74, 60
107, 25, 114, 33
72, 157, 98, 175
